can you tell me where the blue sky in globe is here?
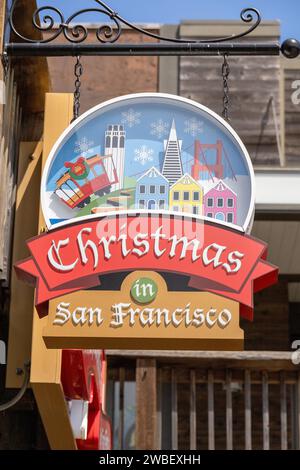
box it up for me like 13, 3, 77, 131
46, 98, 249, 191
37, 0, 299, 40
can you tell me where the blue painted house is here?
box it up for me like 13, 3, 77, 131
135, 167, 169, 210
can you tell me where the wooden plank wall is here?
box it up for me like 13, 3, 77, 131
241, 281, 290, 351
165, 364, 298, 450
0, 1, 49, 285
0, 68, 22, 284
179, 24, 281, 166
175, 368, 296, 450
0, 0, 51, 451
109, 360, 300, 450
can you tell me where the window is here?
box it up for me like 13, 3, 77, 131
92, 162, 104, 178
207, 212, 213, 218
148, 200, 156, 210
192, 206, 198, 215
227, 213, 234, 223
150, 185, 155, 194
173, 206, 179, 212
193, 192, 200, 201
173, 191, 179, 201
227, 198, 234, 208
139, 200, 145, 208
112, 136, 118, 148
160, 185, 166, 194
56, 188, 70, 202
139, 185, 145, 194
217, 198, 224, 207
65, 179, 81, 194
105, 136, 111, 148
159, 200, 165, 209
207, 197, 213, 207
216, 212, 225, 221
61, 182, 82, 201
183, 191, 190, 201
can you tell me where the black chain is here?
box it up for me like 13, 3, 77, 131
222, 54, 230, 121
72, 55, 83, 122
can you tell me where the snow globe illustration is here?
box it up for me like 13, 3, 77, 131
42, 93, 255, 233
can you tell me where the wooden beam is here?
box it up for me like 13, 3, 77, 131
135, 358, 157, 450
244, 369, 252, 450
106, 350, 297, 371
157, 368, 162, 450
208, 369, 215, 450
30, 93, 76, 450
262, 371, 270, 450
190, 369, 197, 450
109, 364, 298, 385
0, 0, 7, 132
280, 371, 288, 450
226, 369, 233, 450
118, 367, 125, 450
6, 142, 42, 387
171, 368, 178, 450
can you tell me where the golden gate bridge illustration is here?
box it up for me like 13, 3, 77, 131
189, 139, 237, 182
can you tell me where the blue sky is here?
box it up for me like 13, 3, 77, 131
38, 0, 300, 40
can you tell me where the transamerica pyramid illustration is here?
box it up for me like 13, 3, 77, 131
162, 119, 183, 184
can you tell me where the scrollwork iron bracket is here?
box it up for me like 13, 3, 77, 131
3, 1, 300, 58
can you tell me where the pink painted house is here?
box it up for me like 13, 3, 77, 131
204, 180, 237, 224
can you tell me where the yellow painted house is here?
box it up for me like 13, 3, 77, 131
169, 173, 203, 215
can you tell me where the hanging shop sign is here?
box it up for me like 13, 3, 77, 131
43, 271, 243, 350
15, 93, 278, 350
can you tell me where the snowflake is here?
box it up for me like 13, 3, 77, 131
121, 108, 141, 128
150, 119, 169, 138
134, 145, 154, 165
184, 118, 204, 137
75, 137, 94, 156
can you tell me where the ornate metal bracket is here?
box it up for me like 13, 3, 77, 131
3, 0, 300, 58
8, 0, 262, 45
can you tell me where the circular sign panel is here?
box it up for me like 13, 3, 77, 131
42, 93, 255, 232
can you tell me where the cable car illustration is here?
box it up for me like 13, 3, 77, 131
54, 154, 118, 209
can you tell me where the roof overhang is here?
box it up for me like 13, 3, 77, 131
255, 168, 300, 213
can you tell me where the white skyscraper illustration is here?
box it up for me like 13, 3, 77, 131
162, 119, 183, 184
104, 124, 126, 191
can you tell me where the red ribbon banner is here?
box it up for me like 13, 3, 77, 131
15, 214, 278, 320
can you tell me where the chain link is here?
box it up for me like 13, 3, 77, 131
72, 55, 83, 122
222, 54, 230, 121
